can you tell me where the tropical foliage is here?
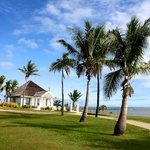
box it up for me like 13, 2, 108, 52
103, 16, 150, 135
49, 53, 76, 115
58, 21, 114, 122
0, 75, 6, 89
1, 79, 18, 102
54, 99, 62, 111
18, 60, 39, 82
68, 89, 82, 107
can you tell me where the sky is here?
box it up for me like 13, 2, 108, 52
0, 0, 150, 107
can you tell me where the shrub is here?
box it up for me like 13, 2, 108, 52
40, 107, 45, 110
45, 106, 49, 110
0, 102, 20, 108
22, 105, 30, 108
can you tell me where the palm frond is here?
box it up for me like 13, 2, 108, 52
135, 61, 150, 75
103, 69, 124, 99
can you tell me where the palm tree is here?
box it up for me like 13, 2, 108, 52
103, 16, 150, 136
94, 30, 116, 118
54, 99, 62, 111
11, 80, 19, 92
58, 21, 114, 122
68, 89, 82, 107
0, 75, 6, 89
49, 53, 76, 116
18, 60, 39, 106
1, 79, 18, 102
3, 80, 11, 102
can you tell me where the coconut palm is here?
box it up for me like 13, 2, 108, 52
103, 16, 150, 136
58, 21, 114, 122
18, 60, 39, 106
0, 75, 6, 89
93, 30, 116, 118
68, 89, 82, 107
49, 53, 76, 116
1, 79, 18, 102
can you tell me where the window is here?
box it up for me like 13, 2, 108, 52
26, 98, 30, 105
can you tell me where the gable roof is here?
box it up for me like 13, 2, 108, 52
9, 80, 46, 97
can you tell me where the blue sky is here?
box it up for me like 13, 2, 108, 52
0, 0, 150, 107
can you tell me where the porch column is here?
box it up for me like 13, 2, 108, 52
70, 102, 73, 112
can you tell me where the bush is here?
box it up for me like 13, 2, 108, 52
45, 106, 49, 110
22, 105, 30, 108
0, 102, 20, 108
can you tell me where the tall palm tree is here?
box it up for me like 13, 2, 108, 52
0, 75, 6, 89
94, 31, 116, 118
68, 89, 82, 107
18, 60, 39, 106
103, 16, 150, 136
58, 21, 114, 122
49, 53, 76, 116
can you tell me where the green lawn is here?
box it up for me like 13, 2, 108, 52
0, 111, 150, 150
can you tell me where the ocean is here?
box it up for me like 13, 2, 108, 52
80, 107, 150, 117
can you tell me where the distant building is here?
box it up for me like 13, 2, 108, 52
8, 80, 55, 109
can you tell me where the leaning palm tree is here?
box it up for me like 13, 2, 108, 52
58, 21, 114, 122
103, 16, 150, 136
68, 89, 82, 107
0, 75, 6, 89
49, 53, 76, 116
18, 60, 39, 106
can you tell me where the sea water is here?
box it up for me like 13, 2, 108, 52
80, 107, 150, 117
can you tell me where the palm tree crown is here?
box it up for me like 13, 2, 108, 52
68, 89, 82, 107
0, 75, 6, 89
18, 60, 39, 80
49, 52, 76, 116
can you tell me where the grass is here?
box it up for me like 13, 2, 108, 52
0, 111, 150, 150
88, 112, 150, 124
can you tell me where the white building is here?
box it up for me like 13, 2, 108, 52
8, 80, 55, 109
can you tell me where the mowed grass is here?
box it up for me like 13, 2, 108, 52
0, 112, 150, 150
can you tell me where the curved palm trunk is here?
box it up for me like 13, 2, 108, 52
61, 69, 64, 116
95, 72, 100, 117
80, 77, 91, 122
114, 77, 130, 136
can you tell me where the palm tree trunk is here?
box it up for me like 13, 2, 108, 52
61, 69, 64, 116
22, 77, 28, 106
95, 72, 100, 117
114, 77, 130, 136
80, 77, 91, 122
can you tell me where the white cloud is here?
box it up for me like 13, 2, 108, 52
131, 0, 150, 21
3, 45, 14, 58
38, 3, 60, 16
18, 38, 38, 49
44, 49, 57, 55
0, 62, 13, 69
